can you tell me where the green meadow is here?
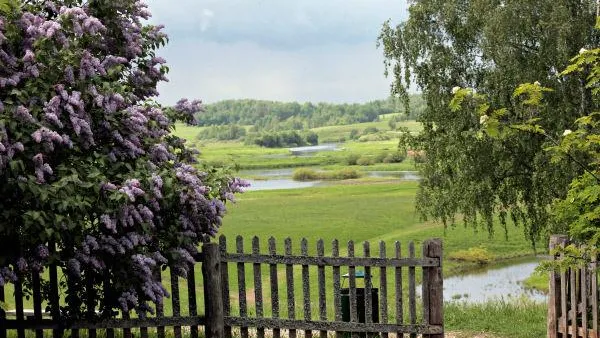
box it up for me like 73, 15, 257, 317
2, 121, 547, 338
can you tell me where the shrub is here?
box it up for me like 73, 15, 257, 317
292, 168, 320, 181
0, 0, 247, 317
448, 247, 495, 265
383, 151, 407, 163
328, 168, 362, 180
346, 153, 361, 165
356, 156, 375, 166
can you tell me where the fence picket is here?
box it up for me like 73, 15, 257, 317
187, 262, 198, 338
220, 235, 232, 338
236, 236, 249, 338
154, 269, 165, 338
103, 277, 115, 338
252, 237, 265, 338
409, 241, 416, 338
593, 254, 598, 336
332, 239, 342, 338
348, 240, 358, 328
379, 241, 388, 338
122, 312, 131, 338
364, 241, 374, 325
570, 265, 577, 337
285, 238, 297, 338
0, 281, 5, 338
317, 239, 327, 338
395, 241, 404, 338
14, 273, 25, 338
170, 269, 182, 338
32, 271, 43, 338
580, 265, 588, 338
301, 238, 312, 338
86, 274, 97, 338
269, 237, 281, 338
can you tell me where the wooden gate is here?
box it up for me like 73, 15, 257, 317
548, 235, 599, 338
0, 236, 444, 338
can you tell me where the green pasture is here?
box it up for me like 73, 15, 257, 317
1, 182, 542, 338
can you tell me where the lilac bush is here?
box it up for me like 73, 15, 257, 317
0, 0, 248, 317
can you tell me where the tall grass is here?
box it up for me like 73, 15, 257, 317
445, 298, 546, 338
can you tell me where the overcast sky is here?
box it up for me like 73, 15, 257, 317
145, 1, 409, 104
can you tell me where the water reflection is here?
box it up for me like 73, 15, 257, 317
442, 257, 546, 302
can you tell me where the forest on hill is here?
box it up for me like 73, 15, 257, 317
196, 95, 424, 129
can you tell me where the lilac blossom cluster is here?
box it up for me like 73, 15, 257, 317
0, 0, 247, 317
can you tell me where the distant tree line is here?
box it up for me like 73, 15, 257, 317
195, 96, 424, 129
246, 130, 319, 148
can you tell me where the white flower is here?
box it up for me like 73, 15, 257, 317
580, 48, 588, 55
480, 115, 489, 125
451, 86, 460, 94
534, 81, 540, 86
562, 129, 572, 136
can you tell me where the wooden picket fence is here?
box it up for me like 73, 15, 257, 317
0, 235, 444, 338
548, 235, 600, 338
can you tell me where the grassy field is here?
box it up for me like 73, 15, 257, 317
2, 119, 546, 338
1, 182, 544, 337
172, 121, 420, 170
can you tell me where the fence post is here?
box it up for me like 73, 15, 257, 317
548, 235, 568, 338
423, 238, 443, 338
202, 242, 225, 338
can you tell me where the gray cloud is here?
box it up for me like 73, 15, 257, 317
147, 0, 408, 50
145, 0, 409, 104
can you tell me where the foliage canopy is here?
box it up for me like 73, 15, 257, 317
380, 0, 599, 246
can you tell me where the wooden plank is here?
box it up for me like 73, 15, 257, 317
348, 240, 358, 325
379, 241, 389, 338
203, 242, 225, 338
14, 273, 25, 338
86, 273, 97, 338
0, 279, 5, 338
223, 253, 438, 267
571, 265, 577, 338
582, 264, 588, 338
395, 241, 404, 338
66, 276, 80, 338
0, 315, 439, 334
332, 239, 342, 338
236, 236, 249, 338
32, 271, 43, 338
224, 317, 444, 334
122, 311, 131, 338
561, 263, 567, 338
593, 254, 598, 336
409, 241, 416, 338
547, 235, 567, 338
187, 262, 198, 338
285, 238, 297, 338
317, 239, 327, 338
154, 269, 165, 338
364, 241, 374, 325
49, 263, 62, 338
422, 239, 443, 338
422, 242, 430, 326
219, 235, 232, 338
252, 237, 265, 338
301, 238, 312, 338
268, 237, 281, 338
103, 276, 115, 338
170, 268, 182, 338
1, 316, 207, 330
